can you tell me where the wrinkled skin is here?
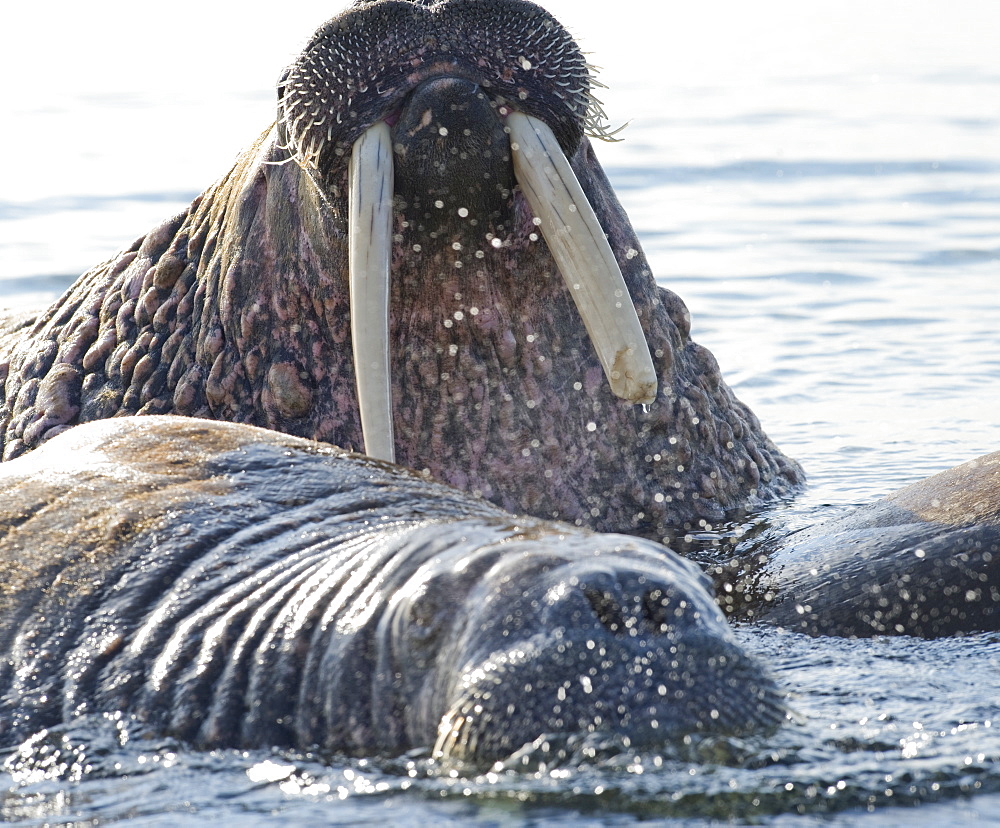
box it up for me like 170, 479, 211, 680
0, 0, 801, 543
0, 416, 783, 763
1, 0, 995, 657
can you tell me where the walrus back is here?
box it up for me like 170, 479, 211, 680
0, 417, 783, 759
0, 417, 505, 746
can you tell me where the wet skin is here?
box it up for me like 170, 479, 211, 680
0, 416, 783, 763
0, 0, 801, 544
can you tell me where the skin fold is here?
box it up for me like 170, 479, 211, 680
0, 416, 783, 761
0, 0, 994, 649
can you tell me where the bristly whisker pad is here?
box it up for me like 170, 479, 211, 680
276, 0, 620, 181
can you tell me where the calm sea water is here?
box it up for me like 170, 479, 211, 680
2, 0, 999, 824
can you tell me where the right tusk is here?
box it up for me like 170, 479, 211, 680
507, 112, 657, 405
348, 121, 396, 462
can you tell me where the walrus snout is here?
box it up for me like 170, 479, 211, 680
395, 77, 495, 142
392, 76, 514, 221
423, 543, 784, 764
272, 0, 656, 461
280, 0, 590, 171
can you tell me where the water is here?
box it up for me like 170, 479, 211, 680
2, 0, 999, 823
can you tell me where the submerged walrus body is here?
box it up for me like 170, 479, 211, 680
737, 452, 1000, 637
0, 0, 800, 541
0, 417, 783, 762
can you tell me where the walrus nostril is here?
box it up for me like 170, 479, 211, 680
581, 581, 691, 637
583, 584, 629, 634
395, 76, 501, 145
640, 586, 692, 633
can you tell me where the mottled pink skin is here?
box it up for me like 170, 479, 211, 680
0, 124, 799, 541
0, 0, 801, 541
389, 137, 800, 538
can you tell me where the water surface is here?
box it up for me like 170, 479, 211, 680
2, 0, 999, 823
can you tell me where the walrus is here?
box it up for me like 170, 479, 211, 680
0, 0, 801, 542
0, 416, 783, 764
3, 1, 995, 644
724, 451, 1000, 638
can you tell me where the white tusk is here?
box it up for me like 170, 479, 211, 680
507, 112, 657, 405
348, 122, 396, 462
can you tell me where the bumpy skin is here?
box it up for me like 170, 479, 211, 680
726, 451, 1000, 637
0, 0, 800, 541
0, 417, 782, 762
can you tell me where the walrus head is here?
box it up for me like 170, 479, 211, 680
276, 0, 655, 461
372, 530, 784, 765
0, 0, 801, 539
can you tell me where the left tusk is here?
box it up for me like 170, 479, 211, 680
507, 112, 657, 405
348, 121, 396, 462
